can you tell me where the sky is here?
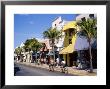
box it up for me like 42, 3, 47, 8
14, 14, 79, 48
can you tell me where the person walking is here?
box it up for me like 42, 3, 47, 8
60, 60, 67, 73
49, 57, 54, 71
56, 57, 59, 67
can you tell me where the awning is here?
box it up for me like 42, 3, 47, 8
59, 44, 75, 54
62, 21, 77, 31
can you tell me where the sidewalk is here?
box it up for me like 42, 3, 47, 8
16, 61, 97, 76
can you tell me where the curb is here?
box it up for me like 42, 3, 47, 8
15, 62, 97, 76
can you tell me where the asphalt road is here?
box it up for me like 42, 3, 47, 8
15, 63, 74, 76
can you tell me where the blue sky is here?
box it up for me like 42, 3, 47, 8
14, 14, 79, 48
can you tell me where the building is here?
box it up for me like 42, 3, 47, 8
19, 42, 31, 62
75, 14, 97, 69
38, 39, 52, 63
59, 21, 78, 67
76, 14, 97, 21
52, 16, 70, 51
52, 16, 71, 61
14, 43, 26, 62
59, 14, 97, 68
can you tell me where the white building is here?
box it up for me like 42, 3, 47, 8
38, 38, 52, 51
52, 16, 70, 51
76, 14, 97, 21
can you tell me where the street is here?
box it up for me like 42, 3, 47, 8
15, 63, 74, 76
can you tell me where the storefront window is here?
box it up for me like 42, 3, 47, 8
69, 39, 72, 44
65, 32, 67, 36
69, 28, 76, 36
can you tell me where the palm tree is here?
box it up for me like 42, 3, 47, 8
76, 16, 97, 73
24, 38, 42, 62
15, 47, 23, 61
43, 27, 62, 60
24, 38, 41, 52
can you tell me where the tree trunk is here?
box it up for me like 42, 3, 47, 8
89, 41, 93, 73
51, 39, 55, 61
52, 45, 55, 61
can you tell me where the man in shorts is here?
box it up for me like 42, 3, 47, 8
60, 60, 67, 73
61, 60, 66, 68
49, 58, 54, 71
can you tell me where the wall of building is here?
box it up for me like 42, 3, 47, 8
62, 28, 77, 66
52, 16, 72, 52
76, 14, 97, 21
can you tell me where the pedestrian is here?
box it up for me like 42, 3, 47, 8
49, 57, 54, 71
56, 57, 59, 67
60, 60, 66, 73
61, 60, 66, 68
40, 58, 43, 65
37, 58, 40, 65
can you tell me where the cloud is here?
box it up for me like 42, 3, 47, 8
29, 21, 34, 24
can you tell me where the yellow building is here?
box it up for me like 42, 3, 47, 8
59, 21, 78, 67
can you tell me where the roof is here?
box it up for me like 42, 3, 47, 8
62, 21, 77, 31
52, 16, 62, 23
39, 39, 52, 50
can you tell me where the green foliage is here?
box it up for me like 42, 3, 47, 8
43, 28, 62, 39
43, 27, 62, 60
43, 27, 62, 45
15, 47, 22, 55
76, 16, 97, 73
77, 17, 97, 40
24, 38, 42, 52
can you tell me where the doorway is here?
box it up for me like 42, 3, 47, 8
69, 51, 78, 67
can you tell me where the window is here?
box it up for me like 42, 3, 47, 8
81, 17, 86, 21
69, 30, 72, 36
89, 14, 94, 18
69, 28, 74, 36
65, 32, 67, 36
59, 20, 62, 24
69, 39, 72, 44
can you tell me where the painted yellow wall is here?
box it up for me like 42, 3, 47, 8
63, 21, 77, 31
62, 21, 77, 66
64, 31, 69, 47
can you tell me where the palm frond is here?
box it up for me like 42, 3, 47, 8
77, 17, 97, 39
